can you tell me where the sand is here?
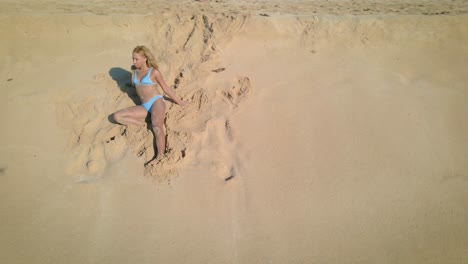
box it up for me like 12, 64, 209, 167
1, 0, 468, 263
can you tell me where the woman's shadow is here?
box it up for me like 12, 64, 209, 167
109, 67, 140, 105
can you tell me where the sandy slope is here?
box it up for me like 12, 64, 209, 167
1, 1, 468, 263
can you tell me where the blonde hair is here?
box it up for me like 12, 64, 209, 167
133, 45, 158, 69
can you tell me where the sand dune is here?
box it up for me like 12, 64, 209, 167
1, 1, 468, 263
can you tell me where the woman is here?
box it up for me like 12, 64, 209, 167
112, 45, 187, 163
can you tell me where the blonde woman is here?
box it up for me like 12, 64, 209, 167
112, 45, 187, 163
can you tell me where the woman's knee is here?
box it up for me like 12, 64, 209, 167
151, 123, 164, 134
112, 111, 123, 123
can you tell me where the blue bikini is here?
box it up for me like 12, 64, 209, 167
133, 67, 164, 112
142, 95, 163, 112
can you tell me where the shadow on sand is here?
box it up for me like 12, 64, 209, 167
109, 67, 140, 105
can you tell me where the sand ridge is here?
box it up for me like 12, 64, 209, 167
52, 13, 253, 182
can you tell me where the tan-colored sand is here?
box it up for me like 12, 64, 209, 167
1, 1, 468, 263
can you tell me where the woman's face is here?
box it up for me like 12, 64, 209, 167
132, 52, 147, 69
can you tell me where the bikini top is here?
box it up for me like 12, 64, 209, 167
133, 67, 157, 85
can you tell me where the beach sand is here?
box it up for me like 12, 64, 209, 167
1, 0, 468, 263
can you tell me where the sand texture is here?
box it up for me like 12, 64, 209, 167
1, 0, 468, 263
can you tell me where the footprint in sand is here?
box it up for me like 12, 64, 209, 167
222, 76, 251, 108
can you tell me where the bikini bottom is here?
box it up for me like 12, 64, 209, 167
142, 95, 163, 112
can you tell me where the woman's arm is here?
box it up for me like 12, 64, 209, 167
152, 69, 187, 106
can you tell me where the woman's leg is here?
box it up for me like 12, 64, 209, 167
112, 105, 148, 126
150, 99, 166, 160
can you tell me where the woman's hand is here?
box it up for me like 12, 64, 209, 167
178, 100, 189, 107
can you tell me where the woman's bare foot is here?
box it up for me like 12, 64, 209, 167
144, 153, 166, 167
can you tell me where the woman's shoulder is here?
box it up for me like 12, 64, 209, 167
151, 67, 162, 77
